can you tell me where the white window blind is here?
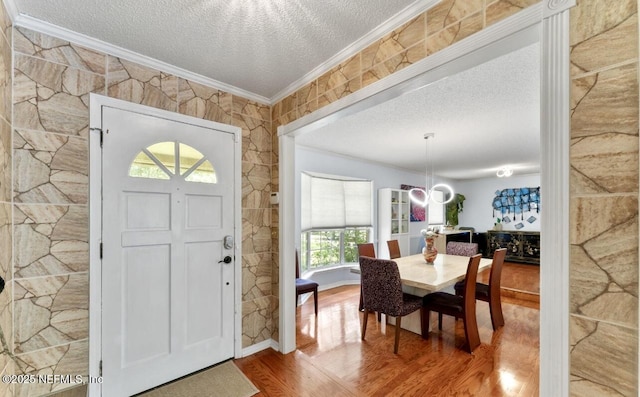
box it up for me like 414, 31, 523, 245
301, 172, 373, 232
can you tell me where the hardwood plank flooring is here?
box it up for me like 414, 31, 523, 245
236, 283, 539, 396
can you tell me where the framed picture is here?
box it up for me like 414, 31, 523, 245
400, 184, 425, 222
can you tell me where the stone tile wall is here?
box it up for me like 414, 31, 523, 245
569, 1, 639, 395
0, 1, 12, 396
10, 26, 275, 396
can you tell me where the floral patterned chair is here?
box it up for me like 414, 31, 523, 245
359, 256, 423, 354
446, 241, 479, 256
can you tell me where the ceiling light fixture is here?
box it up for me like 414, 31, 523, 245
496, 166, 513, 178
409, 133, 454, 208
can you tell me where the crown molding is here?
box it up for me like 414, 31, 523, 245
269, 0, 441, 104
12, 13, 271, 104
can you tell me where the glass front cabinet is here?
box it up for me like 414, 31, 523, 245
378, 188, 410, 259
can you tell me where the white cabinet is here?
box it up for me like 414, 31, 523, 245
378, 188, 410, 259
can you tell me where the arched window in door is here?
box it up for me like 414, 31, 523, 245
129, 141, 217, 183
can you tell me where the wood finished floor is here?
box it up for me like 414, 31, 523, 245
236, 281, 540, 396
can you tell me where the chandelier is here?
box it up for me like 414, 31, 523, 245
408, 133, 454, 207
496, 166, 513, 177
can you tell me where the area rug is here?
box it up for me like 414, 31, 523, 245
139, 360, 259, 397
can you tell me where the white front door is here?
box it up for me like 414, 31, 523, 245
100, 105, 236, 396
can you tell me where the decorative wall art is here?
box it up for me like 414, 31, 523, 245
492, 187, 540, 224
401, 184, 425, 222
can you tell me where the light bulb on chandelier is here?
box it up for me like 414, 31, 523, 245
496, 166, 513, 178
408, 133, 454, 208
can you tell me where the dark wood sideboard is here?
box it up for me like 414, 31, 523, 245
487, 230, 540, 265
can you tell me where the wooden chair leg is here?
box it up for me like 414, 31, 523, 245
361, 309, 369, 340
313, 289, 318, 316
377, 311, 381, 322
463, 308, 481, 353
438, 312, 443, 330
421, 310, 430, 339
359, 286, 364, 311
394, 316, 401, 354
489, 295, 504, 330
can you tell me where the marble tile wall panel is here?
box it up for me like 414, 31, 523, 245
0, 361, 14, 397
14, 273, 88, 354
0, 280, 13, 375
296, 81, 317, 110
241, 296, 271, 348
0, 27, 12, 123
232, 97, 270, 122
570, 1, 639, 393
486, 0, 541, 28
177, 79, 231, 124
426, 0, 484, 35
361, 14, 425, 71
278, 93, 297, 119
571, 132, 638, 194
242, 208, 271, 256
570, 316, 637, 396
14, 28, 105, 75
242, 162, 271, 210
0, 119, 10, 202
0, 202, 11, 282
107, 56, 177, 112
242, 253, 272, 301
0, 0, 11, 43
318, 54, 361, 95
426, 11, 483, 56
570, 0, 637, 75
14, 204, 88, 279
271, 295, 279, 342
13, 130, 88, 204
569, 196, 638, 326
233, 114, 271, 165
14, 54, 105, 137
571, 63, 638, 140
318, 78, 362, 110
14, 339, 87, 397
362, 44, 426, 88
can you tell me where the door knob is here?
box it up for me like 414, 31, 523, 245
218, 256, 232, 264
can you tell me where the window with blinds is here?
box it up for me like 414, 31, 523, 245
300, 172, 373, 271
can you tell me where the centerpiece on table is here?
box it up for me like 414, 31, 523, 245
421, 229, 438, 264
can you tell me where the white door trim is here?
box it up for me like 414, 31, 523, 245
89, 93, 243, 396
279, 3, 573, 396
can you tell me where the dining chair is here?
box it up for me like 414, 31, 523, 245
359, 256, 423, 354
421, 254, 482, 353
387, 239, 401, 259
296, 250, 319, 315
454, 248, 507, 330
357, 243, 376, 258
446, 241, 479, 256
357, 243, 376, 312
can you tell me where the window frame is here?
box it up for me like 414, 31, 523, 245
300, 226, 372, 273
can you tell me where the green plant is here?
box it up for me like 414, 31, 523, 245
445, 193, 466, 226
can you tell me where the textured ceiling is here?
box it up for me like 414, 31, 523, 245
296, 43, 541, 180
10, 0, 540, 179
12, 0, 420, 99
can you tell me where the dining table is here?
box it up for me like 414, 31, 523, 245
353, 253, 493, 334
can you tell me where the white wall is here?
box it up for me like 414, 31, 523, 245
454, 173, 541, 233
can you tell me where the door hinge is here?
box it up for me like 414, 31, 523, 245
99, 243, 103, 259
99, 360, 102, 377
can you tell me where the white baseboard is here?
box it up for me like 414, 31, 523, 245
318, 280, 360, 292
